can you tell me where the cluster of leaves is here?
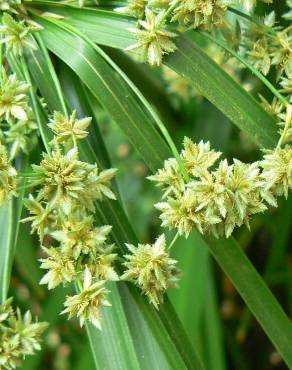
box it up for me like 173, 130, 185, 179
0, 298, 48, 370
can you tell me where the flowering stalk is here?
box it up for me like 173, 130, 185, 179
22, 111, 119, 329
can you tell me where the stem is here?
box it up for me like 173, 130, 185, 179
168, 232, 180, 250
201, 31, 289, 107
34, 32, 68, 117
19, 172, 42, 177
18, 55, 52, 154
0, 43, 2, 83
157, 3, 176, 27
276, 105, 291, 149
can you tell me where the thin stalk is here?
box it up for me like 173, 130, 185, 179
18, 56, 51, 154
201, 31, 289, 107
168, 232, 180, 250
157, 3, 176, 26
34, 32, 68, 117
1, 201, 14, 302
276, 105, 291, 149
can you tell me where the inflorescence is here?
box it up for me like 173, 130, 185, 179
150, 134, 292, 238
0, 298, 48, 370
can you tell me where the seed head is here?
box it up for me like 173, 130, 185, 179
122, 234, 180, 307
39, 247, 76, 289
126, 8, 177, 66
0, 69, 30, 122
261, 145, 292, 198
62, 268, 111, 329
171, 0, 231, 31
48, 110, 91, 146
0, 144, 17, 206
0, 13, 40, 56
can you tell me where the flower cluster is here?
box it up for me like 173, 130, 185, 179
117, 0, 147, 18
0, 69, 38, 159
0, 13, 41, 56
0, 0, 21, 13
0, 143, 17, 206
24, 111, 118, 329
123, 0, 235, 65
241, 10, 291, 80
126, 8, 177, 66
0, 298, 48, 370
150, 137, 292, 238
122, 234, 180, 307
171, 0, 231, 31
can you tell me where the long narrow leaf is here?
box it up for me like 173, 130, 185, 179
29, 4, 278, 148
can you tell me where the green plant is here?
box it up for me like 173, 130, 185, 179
0, 0, 291, 369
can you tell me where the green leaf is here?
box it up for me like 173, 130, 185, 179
206, 235, 292, 368
0, 201, 16, 302
29, 4, 279, 149
0, 157, 28, 303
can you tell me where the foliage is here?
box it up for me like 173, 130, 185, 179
0, 0, 291, 369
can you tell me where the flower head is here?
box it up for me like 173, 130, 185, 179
22, 195, 55, 241
122, 235, 179, 308
0, 69, 30, 122
171, 0, 231, 30
62, 268, 111, 329
0, 143, 17, 206
181, 138, 221, 176
126, 8, 177, 66
39, 247, 76, 289
0, 299, 47, 370
0, 13, 40, 56
30, 146, 115, 213
148, 158, 185, 197
261, 145, 292, 198
51, 214, 112, 260
48, 110, 91, 146
88, 244, 119, 281
0, 0, 21, 12
117, 0, 147, 18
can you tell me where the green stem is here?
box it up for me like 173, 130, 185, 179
276, 105, 291, 149
18, 56, 51, 154
201, 31, 289, 107
168, 232, 180, 250
34, 32, 69, 117
157, 3, 176, 27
